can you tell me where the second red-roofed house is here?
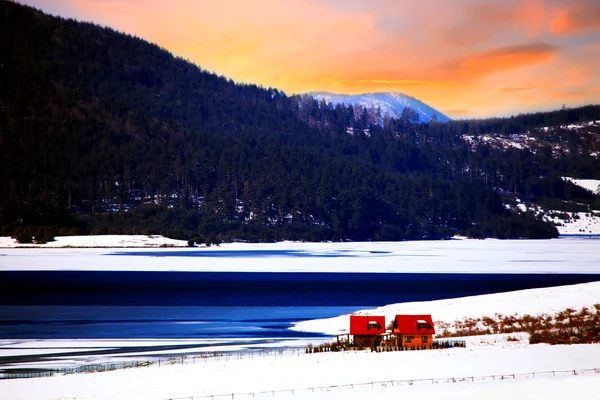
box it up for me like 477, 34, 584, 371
391, 314, 435, 349
349, 315, 386, 347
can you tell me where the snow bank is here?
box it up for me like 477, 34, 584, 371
291, 281, 600, 335
0, 235, 189, 248
1, 340, 599, 400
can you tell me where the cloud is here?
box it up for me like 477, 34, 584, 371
500, 86, 537, 92
20, 0, 600, 118
550, 2, 600, 36
458, 43, 560, 76
320, 77, 463, 89
440, 0, 549, 47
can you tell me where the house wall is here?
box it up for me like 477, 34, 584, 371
399, 334, 432, 348
353, 335, 379, 348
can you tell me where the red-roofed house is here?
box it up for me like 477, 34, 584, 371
391, 314, 435, 349
349, 315, 386, 347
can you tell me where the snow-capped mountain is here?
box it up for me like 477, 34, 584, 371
309, 92, 451, 123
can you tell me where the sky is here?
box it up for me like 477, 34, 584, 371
20, 0, 600, 119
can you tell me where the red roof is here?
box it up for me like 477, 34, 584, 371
349, 315, 386, 336
393, 315, 435, 335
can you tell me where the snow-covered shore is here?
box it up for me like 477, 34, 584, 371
0, 235, 189, 248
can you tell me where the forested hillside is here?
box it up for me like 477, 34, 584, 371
1, 1, 598, 243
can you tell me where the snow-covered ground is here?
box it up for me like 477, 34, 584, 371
462, 121, 600, 157
546, 211, 600, 235
1, 335, 599, 400
509, 197, 600, 235
291, 281, 600, 335
0, 235, 189, 248
1, 237, 599, 273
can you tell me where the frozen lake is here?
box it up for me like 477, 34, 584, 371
1, 238, 600, 337
0, 237, 599, 366
1, 236, 599, 273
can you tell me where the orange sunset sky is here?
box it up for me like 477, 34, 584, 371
21, 0, 600, 118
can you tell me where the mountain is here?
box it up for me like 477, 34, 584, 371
309, 92, 451, 123
3, 0, 599, 243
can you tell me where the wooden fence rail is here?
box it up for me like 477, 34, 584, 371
165, 367, 600, 400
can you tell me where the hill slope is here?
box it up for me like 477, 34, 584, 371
3, 0, 598, 242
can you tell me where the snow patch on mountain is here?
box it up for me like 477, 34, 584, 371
461, 120, 600, 157
309, 92, 450, 123
507, 198, 600, 235
562, 177, 600, 195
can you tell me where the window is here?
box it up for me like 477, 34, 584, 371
367, 321, 381, 331
404, 336, 413, 343
422, 336, 429, 343
417, 320, 432, 330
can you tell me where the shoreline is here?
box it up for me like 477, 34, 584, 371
1, 233, 600, 249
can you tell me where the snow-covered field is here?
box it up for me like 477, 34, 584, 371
1, 237, 599, 273
1, 333, 599, 399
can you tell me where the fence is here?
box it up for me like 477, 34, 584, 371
307, 339, 466, 353
166, 367, 600, 400
0, 347, 304, 380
